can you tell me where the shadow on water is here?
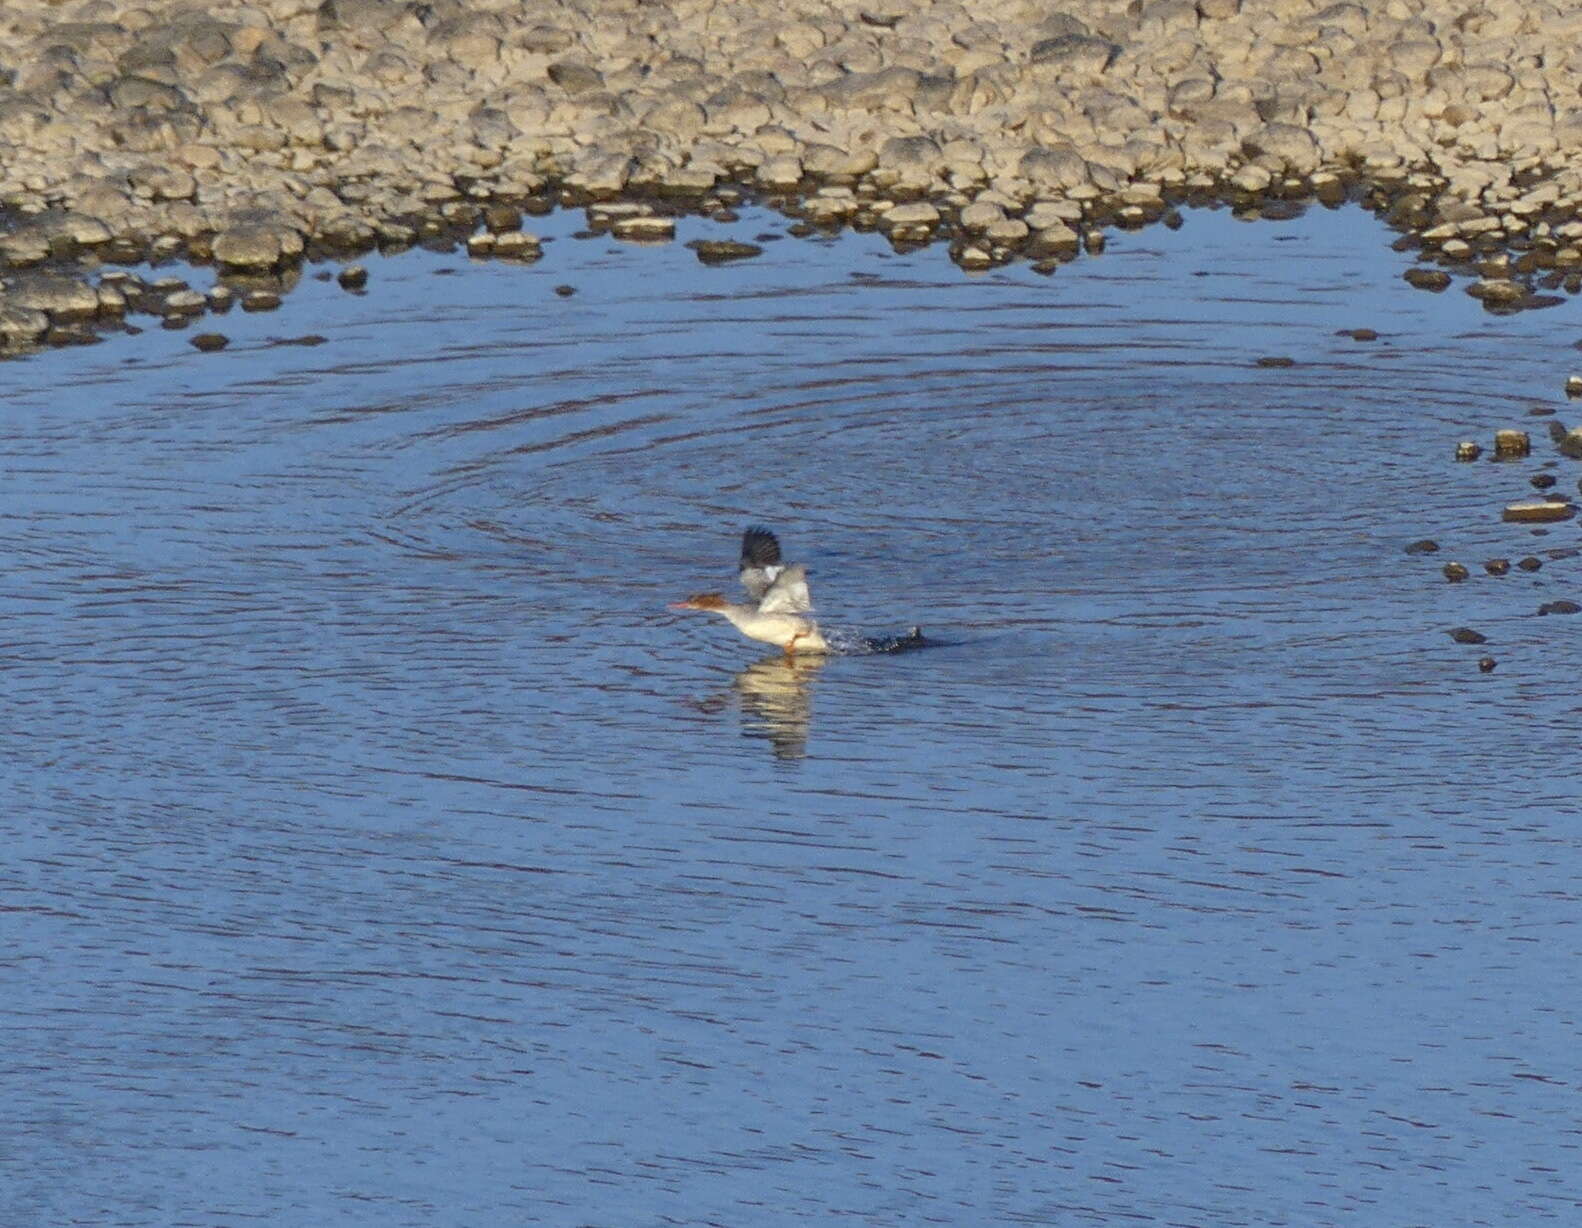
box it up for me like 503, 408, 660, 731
7, 202, 1582, 1227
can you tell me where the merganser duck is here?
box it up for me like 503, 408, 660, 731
670, 527, 831, 657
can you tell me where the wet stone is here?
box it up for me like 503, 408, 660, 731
190, 332, 228, 352
1256, 356, 1295, 368
8, 275, 102, 320
1567, 375, 1582, 398
213, 225, 302, 271
553, 285, 576, 297
1448, 626, 1488, 644
337, 265, 368, 290
162, 290, 206, 315
1494, 429, 1531, 458
1456, 441, 1482, 461
1518, 555, 1543, 571
1531, 473, 1558, 490
1538, 600, 1582, 615
612, 217, 675, 241
1442, 562, 1470, 582
242, 290, 282, 311
1404, 539, 1439, 555
1404, 268, 1452, 291
0, 305, 49, 347
45, 326, 101, 347
1484, 558, 1510, 576
1478, 656, 1497, 672
1467, 278, 1525, 305
492, 232, 541, 259
1503, 500, 1574, 523
685, 239, 764, 265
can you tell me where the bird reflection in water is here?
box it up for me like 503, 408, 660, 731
688, 651, 825, 760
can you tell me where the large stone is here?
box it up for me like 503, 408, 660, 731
1025, 223, 1081, 259
0, 305, 49, 346
1242, 124, 1320, 173
1502, 500, 1574, 523
1029, 35, 1118, 73
6, 275, 102, 319
1020, 148, 1091, 193
880, 201, 940, 228
212, 225, 303, 269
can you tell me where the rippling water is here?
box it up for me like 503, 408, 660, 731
7, 206, 1582, 1225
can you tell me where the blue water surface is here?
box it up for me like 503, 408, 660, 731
4, 202, 1582, 1226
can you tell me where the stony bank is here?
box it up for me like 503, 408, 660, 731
5, 0, 1582, 345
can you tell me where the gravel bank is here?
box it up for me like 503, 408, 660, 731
5, 0, 1582, 345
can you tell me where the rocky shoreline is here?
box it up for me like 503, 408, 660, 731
5, 0, 1582, 348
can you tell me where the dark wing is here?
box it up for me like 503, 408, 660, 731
739, 526, 784, 604
740, 527, 782, 569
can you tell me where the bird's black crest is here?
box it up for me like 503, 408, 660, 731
740, 526, 782, 569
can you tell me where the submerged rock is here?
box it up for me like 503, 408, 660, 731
1484, 558, 1510, 576
1448, 626, 1487, 644
685, 239, 764, 265
1538, 600, 1582, 615
1478, 656, 1497, 672
1404, 539, 1439, 555
1442, 562, 1470, 582
190, 333, 229, 352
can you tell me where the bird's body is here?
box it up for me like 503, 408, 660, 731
671, 527, 830, 656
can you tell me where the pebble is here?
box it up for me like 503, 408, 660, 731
163, 290, 206, 315
1568, 376, 1582, 398
4, 0, 1582, 356
242, 291, 282, 312
337, 265, 368, 290
1442, 562, 1470, 582
1503, 501, 1575, 523
1478, 656, 1497, 673
611, 217, 676, 242
1456, 442, 1482, 462
1518, 556, 1544, 571
190, 333, 229, 352
1494, 429, 1531, 458
1484, 559, 1510, 576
